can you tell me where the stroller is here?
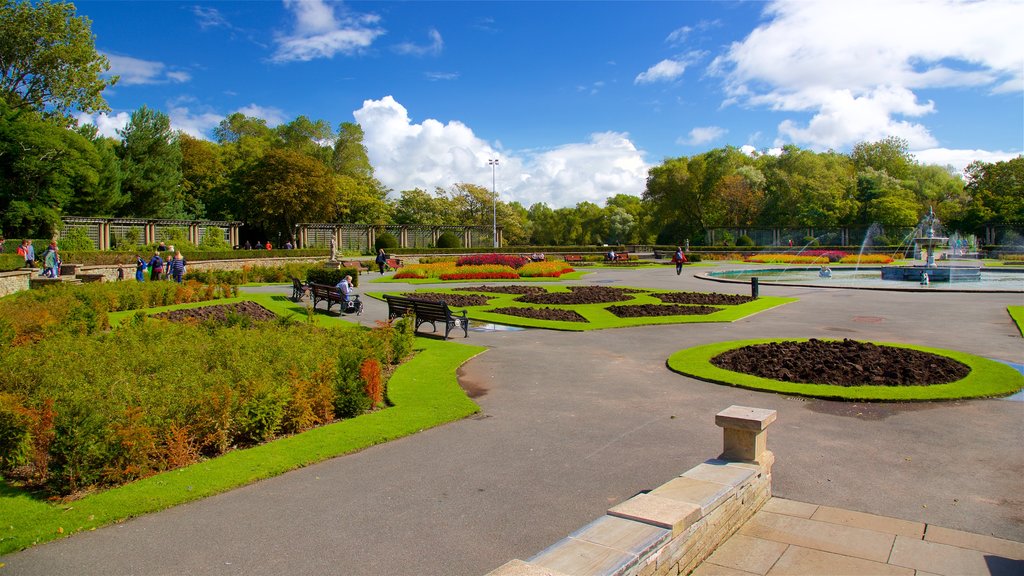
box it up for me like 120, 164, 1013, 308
342, 294, 363, 315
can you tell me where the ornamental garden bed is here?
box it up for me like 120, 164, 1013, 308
370, 285, 795, 331
667, 338, 1024, 401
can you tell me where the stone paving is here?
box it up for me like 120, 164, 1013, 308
0, 263, 1021, 575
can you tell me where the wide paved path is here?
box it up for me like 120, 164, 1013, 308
2, 265, 1022, 575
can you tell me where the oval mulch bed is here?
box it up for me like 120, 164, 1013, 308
153, 301, 278, 323
656, 292, 754, 306
711, 338, 970, 387
607, 304, 719, 318
400, 292, 491, 307
489, 306, 588, 323
516, 285, 636, 305
453, 285, 546, 295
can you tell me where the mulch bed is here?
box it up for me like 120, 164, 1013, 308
606, 304, 719, 318
152, 301, 278, 323
515, 285, 637, 305
400, 292, 491, 307
489, 306, 588, 323
711, 338, 971, 387
656, 292, 755, 306
453, 285, 546, 295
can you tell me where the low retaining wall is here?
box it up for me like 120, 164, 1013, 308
488, 406, 776, 576
0, 270, 32, 298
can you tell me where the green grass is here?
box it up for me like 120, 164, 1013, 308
1009, 306, 1024, 336
367, 286, 795, 331
0, 308, 484, 555
667, 338, 1024, 401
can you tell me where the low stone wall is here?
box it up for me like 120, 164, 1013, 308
488, 406, 777, 576
0, 270, 32, 298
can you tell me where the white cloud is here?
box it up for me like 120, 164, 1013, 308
425, 71, 459, 81
272, 0, 384, 63
168, 107, 224, 139
76, 112, 131, 139
104, 53, 190, 85
235, 103, 287, 127
635, 59, 688, 84
353, 96, 649, 208
681, 126, 727, 146
394, 28, 444, 56
665, 26, 692, 45
192, 6, 229, 30
713, 0, 1024, 150
912, 147, 1022, 174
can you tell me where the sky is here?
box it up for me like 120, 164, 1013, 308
73, 0, 1024, 209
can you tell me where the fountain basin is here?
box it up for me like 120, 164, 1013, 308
880, 265, 982, 282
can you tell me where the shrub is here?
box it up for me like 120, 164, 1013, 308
199, 227, 231, 250
735, 235, 755, 247
0, 393, 32, 468
375, 232, 399, 252
802, 236, 820, 247
436, 232, 461, 249
457, 254, 529, 268
360, 358, 383, 409
306, 267, 360, 287
0, 254, 25, 271
58, 227, 96, 251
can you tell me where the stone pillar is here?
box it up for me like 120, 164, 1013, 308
715, 405, 776, 463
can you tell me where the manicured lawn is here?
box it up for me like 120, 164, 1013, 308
0, 299, 484, 555
1009, 306, 1024, 336
367, 286, 795, 331
667, 338, 1024, 401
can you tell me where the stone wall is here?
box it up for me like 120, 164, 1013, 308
0, 270, 32, 298
487, 406, 777, 576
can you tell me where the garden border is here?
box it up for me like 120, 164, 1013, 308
667, 338, 1024, 401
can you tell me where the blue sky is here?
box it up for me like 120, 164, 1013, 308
74, 0, 1023, 208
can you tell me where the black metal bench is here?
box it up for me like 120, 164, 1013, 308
384, 294, 469, 339
291, 277, 310, 302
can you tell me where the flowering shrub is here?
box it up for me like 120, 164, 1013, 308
838, 254, 893, 264
457, 254, 529, 269
519, 261, 574, 277
746, 254, 831, 264
440, 272, 519, 280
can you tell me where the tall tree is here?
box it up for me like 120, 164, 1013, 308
179, 134, 225, 219
955, 157, 1024, 236
238, 148, 340, 242
0, 0, 116, 124
852, 136, 914, 180
332, 122, 373, 179
117, 106, 183, 218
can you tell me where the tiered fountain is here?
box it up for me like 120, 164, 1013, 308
881, 208, 981, 282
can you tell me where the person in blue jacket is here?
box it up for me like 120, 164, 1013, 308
148, 251, 164, 281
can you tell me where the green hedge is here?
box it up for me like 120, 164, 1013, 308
0, 254, 25, 272
307, 267, 361, 287
58, 249, 330, 265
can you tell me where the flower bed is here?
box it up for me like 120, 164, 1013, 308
838, 254, 894, 264
394, 259, 573, 281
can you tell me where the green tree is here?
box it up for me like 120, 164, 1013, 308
852, 136, 914, 180
527, 202, 557, 245
238, 148, 340, 241
332, 122, 374, 179
65, 127, 124, 216
179, 134, 224, 219
117, 106, 183, 218
0, 0, 117, 123
954, 157, 1024, 236
276, 115, 333, 165
0, 101, 105, 236
393, 188, 445, 225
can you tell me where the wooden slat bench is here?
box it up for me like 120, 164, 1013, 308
384, 294, 469, 339
564, 255, 584, 263
613, 251, 630, 262
342, 261, 369, 275
386, 257, 403, 270
291, 277, 310, 302
309, 283, 344, 312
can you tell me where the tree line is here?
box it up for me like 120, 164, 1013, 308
1, 0, 1021, 248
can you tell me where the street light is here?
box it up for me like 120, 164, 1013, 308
488, 158, 499, 248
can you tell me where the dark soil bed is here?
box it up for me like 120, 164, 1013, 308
401, 292, 491, 307
516, 285, 637, 305
607, 304, 720, 318
656, 292, 754, 306
711, 339, 971, 387
153, 301, 278, 323
490, 306, 588, 323
453, 285, 546, 295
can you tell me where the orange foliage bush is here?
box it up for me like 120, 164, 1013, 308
360, 358, 383, 409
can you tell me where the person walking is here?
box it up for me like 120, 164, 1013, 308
168, 251, 186, 283
135, 256, 147, 282
672, 246, 687, 275
17, 240, 35, 268
148, 251, 164, 282
375, 248, 388, 274
41, 242, 58, 278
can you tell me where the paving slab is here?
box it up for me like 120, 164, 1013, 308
739, 511, 897, 563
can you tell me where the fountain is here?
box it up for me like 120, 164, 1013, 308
880, 207, 981, 282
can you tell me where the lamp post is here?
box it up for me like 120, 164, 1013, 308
488, 158, 499, 248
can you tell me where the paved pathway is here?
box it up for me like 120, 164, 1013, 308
2, 264, 1022, 575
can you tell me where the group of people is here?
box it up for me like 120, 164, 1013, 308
241, 240, 279, 250
134, 243, 186, 283
12, 239, 61, 278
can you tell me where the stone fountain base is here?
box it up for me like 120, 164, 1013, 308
881, 265, 982, 282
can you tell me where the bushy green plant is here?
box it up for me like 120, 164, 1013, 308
306, 267, 360, 287
735, 235, 755, 247
0, 254, 24, 271
0, 393, 32, 468
802, 236, 820, 247
58, 227, 96, 251
199, 227, 230, 250
436, 231, 461, 249
375, 232, 399, 252
110, 228, 142, 251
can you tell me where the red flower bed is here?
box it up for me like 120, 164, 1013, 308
457, 254, 530, 269
439, 271, 520, 280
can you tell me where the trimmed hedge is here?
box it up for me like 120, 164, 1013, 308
57, 249, 330, 266
0, 254, 25, 272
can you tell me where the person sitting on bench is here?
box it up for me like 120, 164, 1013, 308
335, 275, 353, 303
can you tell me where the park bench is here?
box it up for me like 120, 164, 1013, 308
342, 261, 369, 275
291, 277, 310, 302
386, 257, 403, 270
613, 251, 630, 262
384, 294, 469, 339
564, 255, 584, 263
310, 283, 344, 312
